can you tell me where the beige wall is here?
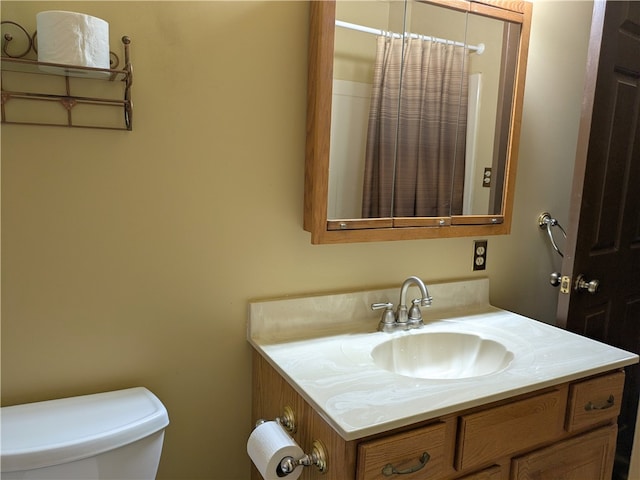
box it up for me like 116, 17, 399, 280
1, 1, 592, 479
489, 0, 593, 320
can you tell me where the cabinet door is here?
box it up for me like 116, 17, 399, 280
457, 465, 503, 480
511, 424, 617, 480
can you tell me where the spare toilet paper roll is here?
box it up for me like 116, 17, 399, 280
247, 421, 304, 480
36, 11, 110, 76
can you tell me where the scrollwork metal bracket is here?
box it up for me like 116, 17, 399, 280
1, 20, 133, 130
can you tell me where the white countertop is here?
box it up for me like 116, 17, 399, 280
248, 278, 638, 441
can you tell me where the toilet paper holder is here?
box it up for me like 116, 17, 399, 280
274, 437, 327, 476
275, 405, 297, 434
255, 406, 328, 475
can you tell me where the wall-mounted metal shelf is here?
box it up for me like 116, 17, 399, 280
1, 21, 133, 131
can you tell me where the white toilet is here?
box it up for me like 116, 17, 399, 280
0, 387, 169, 479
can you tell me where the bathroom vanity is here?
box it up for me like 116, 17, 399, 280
248, 279, 638, 479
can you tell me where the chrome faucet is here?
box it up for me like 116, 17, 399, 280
372, 276, 433, 332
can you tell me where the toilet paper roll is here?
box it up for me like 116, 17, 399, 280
247, 421, 304, 480
36, 11, 110, 77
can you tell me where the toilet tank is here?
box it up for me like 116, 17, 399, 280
0, 387, 169, 480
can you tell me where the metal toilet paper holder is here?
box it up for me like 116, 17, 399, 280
255, 406, 328, 475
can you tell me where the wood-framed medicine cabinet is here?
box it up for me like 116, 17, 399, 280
304, 0, 532, 244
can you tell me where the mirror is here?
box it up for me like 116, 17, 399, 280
304, 0, 532, 244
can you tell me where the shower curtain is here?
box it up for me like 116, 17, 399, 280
362, 36, 469, 218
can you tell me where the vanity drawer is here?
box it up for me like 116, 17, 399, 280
457, 388, 567, 471
356, 422, 448, 480
566, 370, 625, 432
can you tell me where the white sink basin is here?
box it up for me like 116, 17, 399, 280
371, 332, 514, 379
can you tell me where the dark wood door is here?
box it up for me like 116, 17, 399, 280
556, 1, 640, 478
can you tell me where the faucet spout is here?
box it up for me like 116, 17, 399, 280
397, 276, 432, 325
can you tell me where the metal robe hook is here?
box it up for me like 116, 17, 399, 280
538, 212, 567, 258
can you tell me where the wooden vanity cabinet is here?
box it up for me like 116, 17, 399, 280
251, 352, 625, 480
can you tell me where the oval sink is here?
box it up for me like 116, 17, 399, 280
371, 332, 514, 379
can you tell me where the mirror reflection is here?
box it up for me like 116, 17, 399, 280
328, 0, 520, 220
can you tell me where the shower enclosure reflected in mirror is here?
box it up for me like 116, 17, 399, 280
304, 0, 532, 244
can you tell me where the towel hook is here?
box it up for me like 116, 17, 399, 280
538, 212, 566, 258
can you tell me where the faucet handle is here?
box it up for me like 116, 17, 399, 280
407, 299, 425, 328
408, 299, 422, 320
372, 302, 393, 310
372, 302, 396, 332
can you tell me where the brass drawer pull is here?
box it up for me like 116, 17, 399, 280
382, 452, 430, 476
585, 395, 615, 411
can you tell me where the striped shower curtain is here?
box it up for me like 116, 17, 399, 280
362, 36, 469, 218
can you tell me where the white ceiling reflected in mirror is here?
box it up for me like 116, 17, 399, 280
304, 0, 532, 244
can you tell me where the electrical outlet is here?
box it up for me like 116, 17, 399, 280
482, 168, 492, 187
473, 240, 487, 271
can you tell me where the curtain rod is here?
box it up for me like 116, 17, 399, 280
336, 20, 485, 54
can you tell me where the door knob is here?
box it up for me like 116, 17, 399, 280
575, 274, 600, 294
549, 272, 562, 287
